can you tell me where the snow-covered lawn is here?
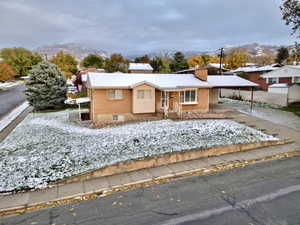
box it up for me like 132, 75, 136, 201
0, 110, 277, 193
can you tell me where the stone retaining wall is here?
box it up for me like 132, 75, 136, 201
53, 139, 288, 186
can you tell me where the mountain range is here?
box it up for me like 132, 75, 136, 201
34, 42, 283, 61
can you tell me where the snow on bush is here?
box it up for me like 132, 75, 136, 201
0, 110, 277, 192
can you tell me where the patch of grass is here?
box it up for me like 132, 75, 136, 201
280, 102, 300, 117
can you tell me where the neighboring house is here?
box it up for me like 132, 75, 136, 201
74, 68, 105, 92
232, 64, 282, 90
176, 64, 229, 75
86, 68, 258, 124
129, 63, 153, 73
262, 66, 300, 87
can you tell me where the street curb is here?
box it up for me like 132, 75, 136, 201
1, 149, 300, 217
0, 102, 29, 132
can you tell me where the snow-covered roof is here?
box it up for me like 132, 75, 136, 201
75, 97, 90, 104
176, 65, 228, 74
268, 83, 289, 88
129, 63, 153, 71
262, 66, 300, 78
87, 72, 258, 89
81, 74, 87, 82
233, 65, 280, 73
87, 73, 211, 89
207, 63, 227, 70
207, 75, 259, 87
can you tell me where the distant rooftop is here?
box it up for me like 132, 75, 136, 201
129, 63, 153, 71
233, 64, 281, 73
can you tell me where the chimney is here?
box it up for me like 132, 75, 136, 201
194, 68, 208, 81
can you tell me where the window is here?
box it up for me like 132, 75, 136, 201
137, 89, 152, 99
112, 115, 124, 121
180, 89, 197, 104
268, 78, 278, 84
107, 90, 123, 100
161, 92, 169, 108
294, 77, 300, 83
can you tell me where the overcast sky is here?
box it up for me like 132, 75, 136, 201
0, 0, 297, 54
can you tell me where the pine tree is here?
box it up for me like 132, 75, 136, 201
25, 61, 67, 110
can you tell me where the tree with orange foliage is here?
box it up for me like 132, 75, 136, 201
0, 63, 16, 81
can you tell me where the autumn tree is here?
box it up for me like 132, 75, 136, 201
188, 54, 210, 68
134, 55, 151, 63
104, 53, 128, 73
0, 63, 16, 81
0, 48, 42, 77
225, 49, 249, 70
280, 0, 300, 36
150, 57, 171, 73
110, 53, 126, 64
275, 46, 290, 64
50, 51, 78, 79
170, 52, 189, 72
81, 54, 103, 68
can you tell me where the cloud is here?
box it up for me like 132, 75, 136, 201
0, 0, 296, 54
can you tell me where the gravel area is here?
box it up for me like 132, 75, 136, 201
0, 110, 277, 192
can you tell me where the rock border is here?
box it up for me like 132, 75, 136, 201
52, 139, 290, 186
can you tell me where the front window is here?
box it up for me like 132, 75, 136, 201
161, 92, 169, 108
180, 89, 197, 104
107, 90, 123, 100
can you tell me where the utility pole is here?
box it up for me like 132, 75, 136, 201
219, 48, 224, 75
45, 54, 48, 61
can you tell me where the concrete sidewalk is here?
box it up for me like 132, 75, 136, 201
1, 110, 300, 216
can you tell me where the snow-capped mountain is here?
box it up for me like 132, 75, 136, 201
34, 43, 109, 61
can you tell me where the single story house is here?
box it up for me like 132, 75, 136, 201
262, 66, 300, 86
86, 69, 258, 123
232, 64, 281, 90
129, 63, 153, 73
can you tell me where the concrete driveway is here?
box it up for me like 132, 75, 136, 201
222, 100, 300, 131
0, 84, 26, 119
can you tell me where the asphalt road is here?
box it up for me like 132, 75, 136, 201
1, 155, 300, 225
0, 85, 26, 119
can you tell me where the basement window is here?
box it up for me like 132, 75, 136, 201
112, 115, 124, 121
180, 89, 197, 104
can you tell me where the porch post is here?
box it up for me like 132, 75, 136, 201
78, 103, 82, 121
164, 90, 168, 117
250, 87, 254, 112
